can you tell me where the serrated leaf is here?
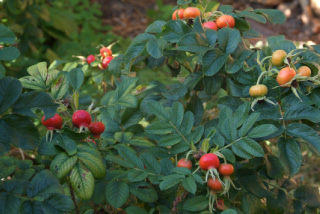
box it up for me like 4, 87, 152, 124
158, 134, 182, 147
147, 100, 170, 121
140, 153, 161, 174
118, 149, 144, 169
232, 137, 264, 159
128, 169, 148, 182
172, 167, 191, 175
145, 122, 173, 135
114, 132, 133, 144
286, 123, 320, 155
218, 28, 241, 54
12, 91, 59, 119
105, 155, 134, 168
180, 111, 194, 135
283, 104, 320, 123
145, 20, 166, 34
27, 170, 63, 198
177, 32, 210, 54
162, 20, 192, 43
171, 102, 184, 127
51, 72, 69, 100
105, 180, 129, 209
159, 174, 184, 190
52, 135, 77, 156
238, 112, 260, 137
183, 196, 208, 211
265, 155, 284, 179
69, 68, 84, 90
0, 193, 21, 214
129, 183, 158, 202
70, 162, 94, 200
0, 77, 22, 115
182, 176, 196, 194
146, 38, 162, 58
50, 153, 77, 178
247, 124, 278, 138
295, 185, 320, 208
0, 25, 16, 44
278, 137, 302, 176
203, 49, 228, 76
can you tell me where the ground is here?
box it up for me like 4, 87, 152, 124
100, 0, 320, 44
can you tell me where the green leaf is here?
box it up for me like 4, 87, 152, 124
158, 134, 182, 147
126, 206, 148, 214
51, 72, 69, 100
140, 153, 161, 174
265, 155, 284, 179
232, 137, 264, 159
124, 42, 146, 71
180, 111, 194, 135
105, 180, 129, 209
105, 155, 134, 168
41, 194, 75, 213
0, 47, 20, 61
146, 38, 162, 58
118, 149, 144, 169
114, 132, 133, 144
117, 77, 138, 98
0, 114, 39, 151
255, 9, 286, 24
203, 49, 228, 76
162, 20, 192, 43
128, 169, 148, 182
242, 193, 264, 214
283, 104, 320, 123
52, 135, 77, 156
238, 112, 260, 137
159, 174, 184, 190
238, 172, 273, 198
247, 124, 278, 138
70, 162, 94, 200
238, 11, 266, 23
278, 137, 302, 176
77, 145, 106, 179
117, 94, 137, 108
129, 182, 158, 202
26, 62, 48, 83
146, 122, 173, 135
130, 137, 155, 148
50, 153, 77, 178
182, 176, 196, 194
0, 193, 21, 214
147, 100, 170, 121
218, 28, 241, 54
172, 167, 191, 175
183, 196, 209, 211
145, 20, 166, 34
0, 77, 22, 115
177, 32, 210, 54
27, 170, 63, 197
221, 210, 238, 214
0, 64, 5, 79
286, 123, 320, 155
13, 91, 59, 118
69, 68, 84, 90
0, 25, 16, 44
295, 185, 320, 208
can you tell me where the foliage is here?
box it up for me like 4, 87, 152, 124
0, 0, 130, 78
1, 0, 320, 213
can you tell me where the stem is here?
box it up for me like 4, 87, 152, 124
192, 166, 200, 174
169, 121, 190, 146
18, 148, 25, 160
216, 137, 243, 153
256, 71, 268, 85
68, 178, 80, 214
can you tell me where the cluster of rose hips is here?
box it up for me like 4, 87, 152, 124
86, 45, 114, 70
177, 153, 234, 192
172, 7, 236, 30
41, 110, 105, 143
249, 49, 317, 109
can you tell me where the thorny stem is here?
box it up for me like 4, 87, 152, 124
68, 178, 80, 214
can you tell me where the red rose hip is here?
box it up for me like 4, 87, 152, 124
177, 158, 192, 169
89, 122, 105, 138
87, 55, 95, 64
72, 110, 92, 128
199, 153, 220, 170
42, 114, 63, 130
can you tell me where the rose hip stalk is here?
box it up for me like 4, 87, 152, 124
72, 110, 92, 132
41, 113, 63, 142
199, 153, 224, 186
